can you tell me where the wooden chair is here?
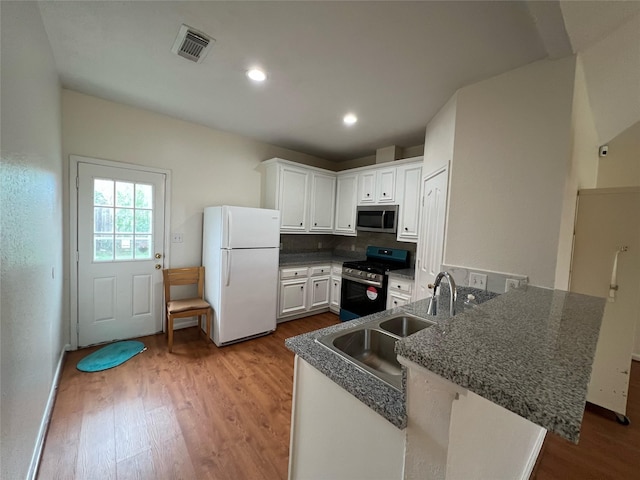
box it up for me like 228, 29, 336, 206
162, 267, 212, 352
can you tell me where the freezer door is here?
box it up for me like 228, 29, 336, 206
223, 206, 280, 249
215, 248, 279, 345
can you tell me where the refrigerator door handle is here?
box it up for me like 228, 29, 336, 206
225, 250, 231, 286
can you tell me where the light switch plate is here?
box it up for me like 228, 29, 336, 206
171, 232, 183, 243
469, 273, 487, 290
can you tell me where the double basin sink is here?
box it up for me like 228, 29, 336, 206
316, 314, 436, 391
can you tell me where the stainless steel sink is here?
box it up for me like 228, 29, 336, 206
315, 314, 435, 390
379, 315, 435, 337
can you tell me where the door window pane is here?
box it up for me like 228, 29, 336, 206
94, 236, 114, 262
94, 179, 114, 206
115, 235, 134, 260
135, 235, 152, 259
135, 210, 152, 234
94, 207, 114, 233
115, 208, 134, 233
116, 181, 134, 207
93, 179, 154, 262
135, 184, 152, 208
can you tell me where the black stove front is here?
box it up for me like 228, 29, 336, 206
340, 246, 410, 321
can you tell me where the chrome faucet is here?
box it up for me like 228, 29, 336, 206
427, 271, 457, 316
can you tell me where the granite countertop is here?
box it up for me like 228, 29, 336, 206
285, 307, 408, 428
285, 286, 494, 429
279, 251, 361, 267
397, 285, 605, 443
286, 285, 605, 442
387, 268, 415, 280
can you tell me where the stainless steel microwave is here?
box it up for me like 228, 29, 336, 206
355, 205, 398, 233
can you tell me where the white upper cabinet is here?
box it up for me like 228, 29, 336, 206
278, 165, 310, 232
376, 167, 396, 203
334, 174, 357, 235
261, 157, 422, 235
357, 166, 396, 205
309, 172, 336, 232
357, 171, 376, 204
397, 162, 423, 243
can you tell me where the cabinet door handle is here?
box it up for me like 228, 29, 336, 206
300, 286, 304, 290
404, 227, 408, 231
393, 301, 398, 305
294, 272, 298, 275
300, 222, 303, 226
314, 222, 317, 226
398, 285, 401, 288
348, 224, 351, 228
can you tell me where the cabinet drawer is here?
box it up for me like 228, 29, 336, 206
309, 265, 331, 276
281, 267, 308, 279
388, 278, 413, 294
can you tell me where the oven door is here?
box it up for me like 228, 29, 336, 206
340, 275, 387, 321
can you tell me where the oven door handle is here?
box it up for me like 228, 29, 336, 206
342, 275, 383, 288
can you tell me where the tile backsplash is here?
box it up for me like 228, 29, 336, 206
280, 232, 417, 266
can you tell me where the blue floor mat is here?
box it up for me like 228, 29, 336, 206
76, 340, 146, 372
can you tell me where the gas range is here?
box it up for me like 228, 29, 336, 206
340, 246, 411, 321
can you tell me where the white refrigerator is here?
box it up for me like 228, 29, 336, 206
202, 206, 281, 346
570, 187, 639, 423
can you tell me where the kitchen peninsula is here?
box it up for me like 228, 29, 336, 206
286, 285, 605, 479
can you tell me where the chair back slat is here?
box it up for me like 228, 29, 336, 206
163, 267, 205, 302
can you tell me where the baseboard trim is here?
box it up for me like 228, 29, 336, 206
27, 344, 69, 480
632, 353, 640, 362
522, 428, 547, 480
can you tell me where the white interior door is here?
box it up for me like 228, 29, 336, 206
76, 161, 166, 347
415, 164, 449, 300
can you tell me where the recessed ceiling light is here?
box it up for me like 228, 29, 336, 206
343, 113, 358, 126
247, 68, 266, 82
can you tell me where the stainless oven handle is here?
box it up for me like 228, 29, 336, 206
342, 274, 383, 288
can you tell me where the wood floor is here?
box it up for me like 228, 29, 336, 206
533, 359, 640, 480
39, 313, 640, 480
38, 313, 339, 480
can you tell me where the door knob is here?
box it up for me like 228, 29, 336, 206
155, 264, 161, 270
155, 253, 162, 259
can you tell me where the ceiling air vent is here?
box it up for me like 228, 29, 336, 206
171, 24, 214, 64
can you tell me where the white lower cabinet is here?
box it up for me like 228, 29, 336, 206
279, 278, 308, 317
278, 264, 333, 321
386, 276, 413, 310
329, 264, 342, 313
289, 356, 405, 479
309, 276, 330, 309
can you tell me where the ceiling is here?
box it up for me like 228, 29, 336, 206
37, 1, 639, 162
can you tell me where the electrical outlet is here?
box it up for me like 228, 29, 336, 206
469, 273, 487, 290
171, 232, 183, 243
505, 278, 520, 292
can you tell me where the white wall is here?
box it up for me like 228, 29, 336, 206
445, 57, 576, 288
554, 56, 600, 289
0, 2, 65, 478
578, 13, 640, 145
62, 90, 333, 272
596, 121, 640, 188
423, 94, 458, 177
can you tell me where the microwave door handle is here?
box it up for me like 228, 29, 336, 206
381, 210, 386, 229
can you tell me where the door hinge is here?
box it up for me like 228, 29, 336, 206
76, 176, 79, 189
75, 251, 79, 262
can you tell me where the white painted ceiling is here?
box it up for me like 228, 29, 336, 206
37, 1, 639, 161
